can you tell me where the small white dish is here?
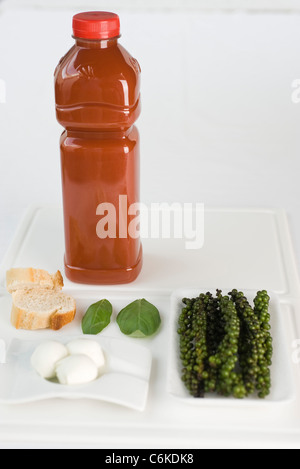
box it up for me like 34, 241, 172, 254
167, 288, 296, 407
0, 335, 152, 412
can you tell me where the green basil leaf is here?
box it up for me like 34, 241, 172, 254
82, 299, 113, 335
116, 299, 161, 338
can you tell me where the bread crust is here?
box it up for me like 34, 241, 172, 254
50, 308, 76, 331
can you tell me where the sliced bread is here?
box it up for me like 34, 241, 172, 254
11, 288, 76, 331
6, 268, 64, 294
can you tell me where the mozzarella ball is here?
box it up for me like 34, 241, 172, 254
66, 339, 105, 370
31, 340, 69, 379
55, 354, 99, 385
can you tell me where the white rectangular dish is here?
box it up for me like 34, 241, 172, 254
0, 205, 300, 448
0, 335, 152, 411
167, 289, 295, 406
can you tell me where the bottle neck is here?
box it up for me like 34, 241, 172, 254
74, 36, 119, 49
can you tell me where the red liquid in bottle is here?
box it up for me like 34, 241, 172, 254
54, 12, 142, 284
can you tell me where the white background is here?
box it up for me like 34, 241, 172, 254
3, 0, 300, 10
0, 0, 300, 268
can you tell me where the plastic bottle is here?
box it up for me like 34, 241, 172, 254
54, 11, 142, 284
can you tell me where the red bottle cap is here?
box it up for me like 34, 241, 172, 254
72, 11, 120, 40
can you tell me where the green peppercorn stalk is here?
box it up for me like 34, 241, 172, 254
253, 290, 273, 398
212, 293, 246, 399
229, 290, 261, 396
179, 295, 208, 397
229, 289, 273, 398
178, 297, 197, 397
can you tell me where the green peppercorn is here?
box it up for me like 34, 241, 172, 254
178, 289, 273, 400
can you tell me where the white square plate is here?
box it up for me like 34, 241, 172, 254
0, 335, 152, 412
167, 288, 296, 407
